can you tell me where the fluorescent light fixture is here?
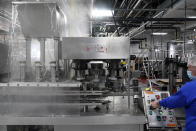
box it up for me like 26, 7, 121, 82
187, 40, 194, 44
92, 9, 113, 18
188, 16, 196, 18
152, 32, 168, 36
89, 61, 104, 64
155, 49, 160, 52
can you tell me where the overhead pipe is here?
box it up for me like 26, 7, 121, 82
183, 0, 187, 57
145, 26, 178, 30
112, 0, 136, 36
112, 0, 142, 36
127, 11, 164, 37
171, 0, 196, 31
127, 0, 185, 38
95, 17, 196, 22
122, 0, 135, 16
113, 0, 119, 9
119, 2, 150, 34
126, 0, 143, 18
114, 0, 128, 16
159, 0, 183, 17
111, 0, 128, 36
114, 8, 168, 11
12, 1, 56, 4
133, 2, 150, 17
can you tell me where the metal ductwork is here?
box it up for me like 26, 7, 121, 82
57, 0, 93, 37
127, 0, 185, 38
13, 1, 65, 38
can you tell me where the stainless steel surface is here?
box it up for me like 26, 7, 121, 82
0, 15, 9, 32
167, 41, 196, 58
0, 81, 82, 116
13, 1, 56, 4
0, 82, 81, 88
62, 37, 129, 59
55, 125, 144, 131
19, 61, 26, 82
50, 62, 56, 82
35, 62, 41, 82
0, 80, 144, 118
26, 38, 31, 74
0, 115, 145, 125
127, 48, 131, 109
14, 2, 64, 38
57, 0, 93, 37
39, 38, 45, 66
0, 43, 8, 74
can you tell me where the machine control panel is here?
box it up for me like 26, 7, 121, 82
143, 91, 177, 129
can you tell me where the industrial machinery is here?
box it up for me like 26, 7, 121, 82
62, 37, 130, 112
1, 2, 147, 130
142, 91, 177, 130
0, 1, 188, 131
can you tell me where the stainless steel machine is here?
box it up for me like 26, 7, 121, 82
0, 34, 147, 131
2, 1, 147, 130
0, 1, 185, 131
62, 37, 130, 112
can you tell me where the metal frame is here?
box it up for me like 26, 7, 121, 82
0, 82, 81, 88
0, 115, 146, 125
62, 37, 129, 59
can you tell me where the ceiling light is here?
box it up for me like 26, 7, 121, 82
188, 16, 196, 18
152, 32, 168, 36
187, 40, 194, 44
92, 9, 113, 18
155, 49, 160, 52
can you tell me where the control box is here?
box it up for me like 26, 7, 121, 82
142, 91, 177, 129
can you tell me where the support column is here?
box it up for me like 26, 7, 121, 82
26, 38, 32, 80
54, 38, 59, 69
39, 38, 45, 67
19, 61, 26, 82
64, 59, 71, 80
50, 61, 56, 82
26, 38, 31, 68
35, 61, 41, 82
168, 58, 176, 94
161, 61, 165, 79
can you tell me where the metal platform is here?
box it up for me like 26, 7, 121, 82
0, 115, 145, 125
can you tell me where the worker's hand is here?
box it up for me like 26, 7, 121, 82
151, 101, 160, 109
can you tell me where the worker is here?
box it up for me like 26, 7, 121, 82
151, 55, 196, 131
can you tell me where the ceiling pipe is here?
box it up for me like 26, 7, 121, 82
159, 0, 182, 17
12, 1, 56, 4
112, 0, 143, 36
145, 27, 178, 29
113, 0, 127, 16
93, 17, 196, 22
113, 0, 119, 9
127, 11, 164, 37
111, 0, 127, 36
122, 0, 135, 17
133, 2, 150, 17
127, 0, 185, 38
119, 0, 126, 9
118, 2, 150, 35
126, 0, 143, 18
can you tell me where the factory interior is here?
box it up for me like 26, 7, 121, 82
0, 0, 196, 131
